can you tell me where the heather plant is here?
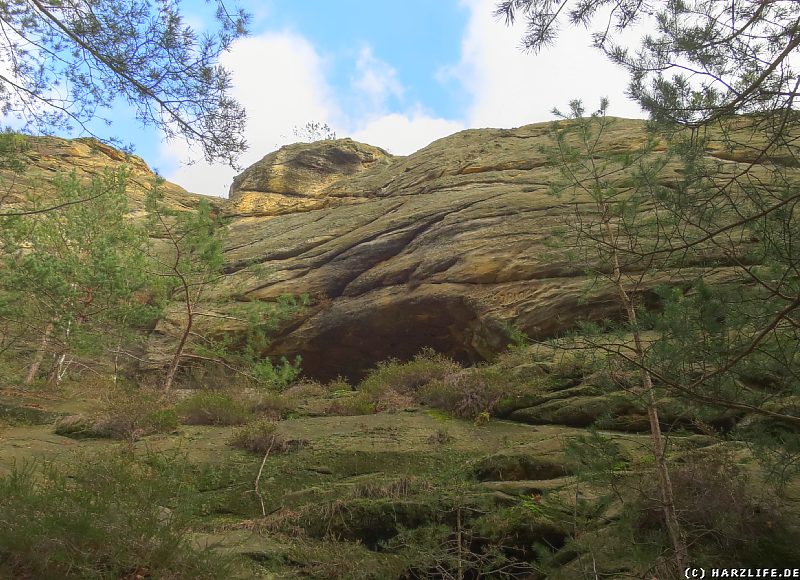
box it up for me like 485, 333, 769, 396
230, 418, 296, 455
0, 451, 235, 578
419, 369, 503, 420
358, 348, 461, 398
176, 390, 252, 426
55, 387, 178, 441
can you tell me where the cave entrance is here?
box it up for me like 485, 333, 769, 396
295, 295, 511, 383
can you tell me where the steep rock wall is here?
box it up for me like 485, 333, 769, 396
196, 117, 792, 380
5, 121, 794, 382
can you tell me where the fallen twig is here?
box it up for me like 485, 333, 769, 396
255, 436, 275, 517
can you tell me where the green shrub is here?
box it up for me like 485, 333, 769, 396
54, 388, 178, 440
230, 418, 298, 454
358, 349, 461, 397
0, 451, 234, 578
634, 448, 800, 567
418, 368, 509, 420
250, 391, 297, 419
325, 394, 376, 416
177, 391, 251, 425
252, 355, 302, 390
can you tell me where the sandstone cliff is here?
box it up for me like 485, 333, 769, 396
0, 136, 212, 216
5, 119, 796, 381
209, 117, 793, 380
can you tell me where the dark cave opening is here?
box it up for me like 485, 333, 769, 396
293, 295, 512, 384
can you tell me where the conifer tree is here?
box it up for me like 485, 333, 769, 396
500, 0, 800, 569
498, 0, 800, 428
145, 185, 224, 391
0, 168, 153, 385
0, 0, 249, 166
144, 184, 306, 391
544, 101, 689, 571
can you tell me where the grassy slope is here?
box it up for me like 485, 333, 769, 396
2, 348, 798, 578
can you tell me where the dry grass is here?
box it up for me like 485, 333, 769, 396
176, 390, 251, 426
55, 387, 178, 441
349, 477, 431, 499
229, 418, 300, 454
324, 394, 376, 416
250, 391, 298, 419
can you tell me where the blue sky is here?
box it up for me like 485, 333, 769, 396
258, 1, 470, 116
10, 0, 647, 196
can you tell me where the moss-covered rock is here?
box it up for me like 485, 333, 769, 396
0, 402, 58, 426
473, 452, 574, 482
472, 505, 570, 553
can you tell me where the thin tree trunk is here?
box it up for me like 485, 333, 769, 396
47, 352, 65, 387
47, 318, 75, 387
25, 321, 53, 385
623, 290, 688, 572
603, 212, 689, 572
456, 506, 464, 580
112, 313, 128, 384
158, 208, 194, 393
46, 353, 73, 387
113, 343, 121, 383
255, 436, 275, 517
164, 308, 192, 392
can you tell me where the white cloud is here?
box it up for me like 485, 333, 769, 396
346, 47, 463, 155
162, 30, 338, 197
351, 110, 465, 156
162, 33, 464, 196
452, 0, 644, 128
351, 46, 404, 111
162, 3, 646, 197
